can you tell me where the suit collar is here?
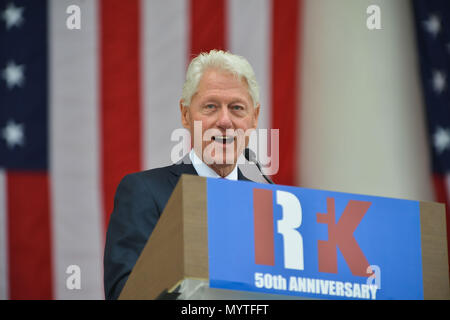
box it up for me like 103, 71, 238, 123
168, 153, 252, 182
168, 162, 198, 177
166, 162, 196, 189
168, 162, 250, 181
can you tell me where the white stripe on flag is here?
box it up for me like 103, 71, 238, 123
0, 171, 8, 300
228, 0, 271, 132
142, 0, 189, 170
299, 0, 434, 200
49, 0, 103, 299
228, 0, 271, 161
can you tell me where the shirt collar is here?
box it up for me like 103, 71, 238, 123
189, 149, 238, 181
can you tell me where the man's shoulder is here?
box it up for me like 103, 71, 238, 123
120, 162, 197, 188
135, 164, 174, 178
121, 164, 175, 186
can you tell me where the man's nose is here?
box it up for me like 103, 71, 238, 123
216, 107, 233, 129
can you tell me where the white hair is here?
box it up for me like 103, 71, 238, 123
181, 50, 260, 107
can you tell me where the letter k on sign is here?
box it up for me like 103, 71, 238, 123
317, 198, 373, 277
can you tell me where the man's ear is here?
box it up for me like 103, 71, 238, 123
253, 103, 260, 129
180, 100, 191, 129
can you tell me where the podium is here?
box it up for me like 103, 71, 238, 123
119, 175, 450, 300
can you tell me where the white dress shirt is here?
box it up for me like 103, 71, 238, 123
189, 149, 238, 180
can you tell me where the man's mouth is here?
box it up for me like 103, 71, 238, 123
212, 135, 235, 144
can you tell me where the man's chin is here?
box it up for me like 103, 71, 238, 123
207, 162, 238, 179
199, 141, 246, 166
204, 155, 238, 167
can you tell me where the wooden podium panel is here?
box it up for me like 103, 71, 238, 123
420, 202, 449, 299
119, 175, 208, 300
118, 175, 449, 300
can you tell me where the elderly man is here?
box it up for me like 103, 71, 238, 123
104, 50, 265, 300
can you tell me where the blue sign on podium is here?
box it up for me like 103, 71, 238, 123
206, 178, 424, 300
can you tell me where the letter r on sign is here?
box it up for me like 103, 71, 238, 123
253, 189, 304, 270
276, 191, 304, 270
253, 189, 275, 266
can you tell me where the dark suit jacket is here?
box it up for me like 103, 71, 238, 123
103, 162, 252, 300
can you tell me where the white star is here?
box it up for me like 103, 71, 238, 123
423, 15, 441, 37
1, 120, 25, 149
432, 70, 446, 94
1, 2, 24, 30
2, 61, 25, 89
433, 127, 450, 154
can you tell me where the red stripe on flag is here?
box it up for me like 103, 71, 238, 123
190, 0, 227, 57
271, 0, 301, 186
7, 172, 53, 299
432, 174, 450, 273
432, 174, 449, 204
100, 0, 142, 231
253, 188, 275, 266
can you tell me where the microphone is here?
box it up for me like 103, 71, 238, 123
244, 148, 274, 184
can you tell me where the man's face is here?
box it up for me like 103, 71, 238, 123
180, 68, 260, 169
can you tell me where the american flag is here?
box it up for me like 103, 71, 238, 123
0, 0, 300, 299
1, 0, 448, 300
412, 0, 450, 265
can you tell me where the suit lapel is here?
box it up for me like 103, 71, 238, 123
168, 162, 198, 188
238, 169, 252, 181
169, 163, 198, 176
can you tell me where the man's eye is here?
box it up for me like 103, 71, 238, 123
205, 104, 216, 109
231, 105, 244, 111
